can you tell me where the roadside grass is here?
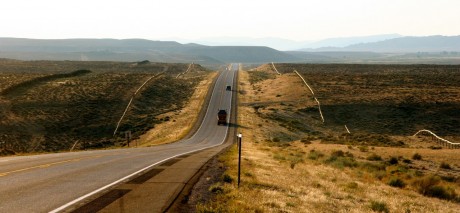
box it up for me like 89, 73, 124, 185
198, 131, 460, 212
196, 66, 460, 212
134, 72, 217, 146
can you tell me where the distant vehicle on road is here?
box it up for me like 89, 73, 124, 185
217, 109, 227, 125
226, 85, 231, 91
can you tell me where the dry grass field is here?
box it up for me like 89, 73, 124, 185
0, 59, 209, 154
196, 64, 460, 212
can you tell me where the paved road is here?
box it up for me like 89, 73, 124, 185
0, 64, 238, 212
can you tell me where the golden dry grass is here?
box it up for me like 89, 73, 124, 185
215, 142, 459, 212
197, 67, 460, 213
134, 72, 217, 146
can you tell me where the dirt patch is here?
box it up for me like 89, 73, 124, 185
173, 155, 227, 213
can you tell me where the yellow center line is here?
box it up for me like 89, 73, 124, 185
0, 154, 114, 177
219, 68, 231, 106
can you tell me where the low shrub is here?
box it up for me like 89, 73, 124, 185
360, 162, 386, 173
359, 146, 369, 152
388, 157, 399, 165
222, 174, 233, 183
402, 159, 412, 164
367, 153, 383, 161
300, 137, 312, 144
413, 175, 458, 201
425, 185, 458, 200
374, 171, 387, 180
412, 153, 422, 160
388, 178, 406, 188
440, 175, 456, 183
331, 150, 345, 157
289, 156, 304, 169
264, 202, 281, 208
331, 150, 354, 158
370, 201, 389, 213
429, 146, 442, 150
286, 202, 296, 207
273, 154, 286, 161
440, 162, 452, 170
308, 149, 324, 160
346, 182, 359, 189
209, 183, 224, 194
325, 154, 358, 169
244, 172, 254, 177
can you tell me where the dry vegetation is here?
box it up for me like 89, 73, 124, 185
134, 71, 217, 146
275, 64, 460, 139
196, 64, 460, 212
0, 60, 209, 154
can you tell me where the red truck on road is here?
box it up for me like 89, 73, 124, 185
217, 109, 228, 125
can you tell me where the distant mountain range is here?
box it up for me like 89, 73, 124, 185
0, 38, 299, 64
301, 34, 402, 49
174, 34, 402, 51
300, 35, 460, 52
1, 35, 459, 64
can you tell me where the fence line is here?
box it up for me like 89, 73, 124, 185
113, 73, 163, 136
70, 140, 79, 152
293, 70, 324, 123
176, 63, 194, 78
271, 62, 281, 75
413, 129, 460, 149
294, 70, 315, 95
291, 69, 456, 145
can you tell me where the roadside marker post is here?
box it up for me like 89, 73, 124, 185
125, 131, 132, 147
237, 133, 242, 187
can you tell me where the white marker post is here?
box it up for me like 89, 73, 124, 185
237, 133, 242, 187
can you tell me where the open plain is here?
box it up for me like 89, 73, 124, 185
193, 63, 460, 212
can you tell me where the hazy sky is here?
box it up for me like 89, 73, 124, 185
1, 0, 459, 41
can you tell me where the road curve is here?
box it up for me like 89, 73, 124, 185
0, 64, 238, 212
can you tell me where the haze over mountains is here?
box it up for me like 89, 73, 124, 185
175, 34, 402, 51
0, 35, 459, 64
301, 35, 460, 52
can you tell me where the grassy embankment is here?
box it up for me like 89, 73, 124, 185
134, 71, 217, 146
196, 64, 460, 212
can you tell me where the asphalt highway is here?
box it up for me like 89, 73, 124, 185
0, 63, 238, 212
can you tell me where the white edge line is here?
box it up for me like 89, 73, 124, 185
189, 68, 226, 141
50, 142, 225, 213
50, 66, 235, 213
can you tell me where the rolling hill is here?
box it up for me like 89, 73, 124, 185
0, 38, 300, 64
0, 60, 208, 152
2, 36, 460, 64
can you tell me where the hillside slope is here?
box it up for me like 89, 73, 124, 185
0, 60, 208, 153
0, 38, 300, 64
